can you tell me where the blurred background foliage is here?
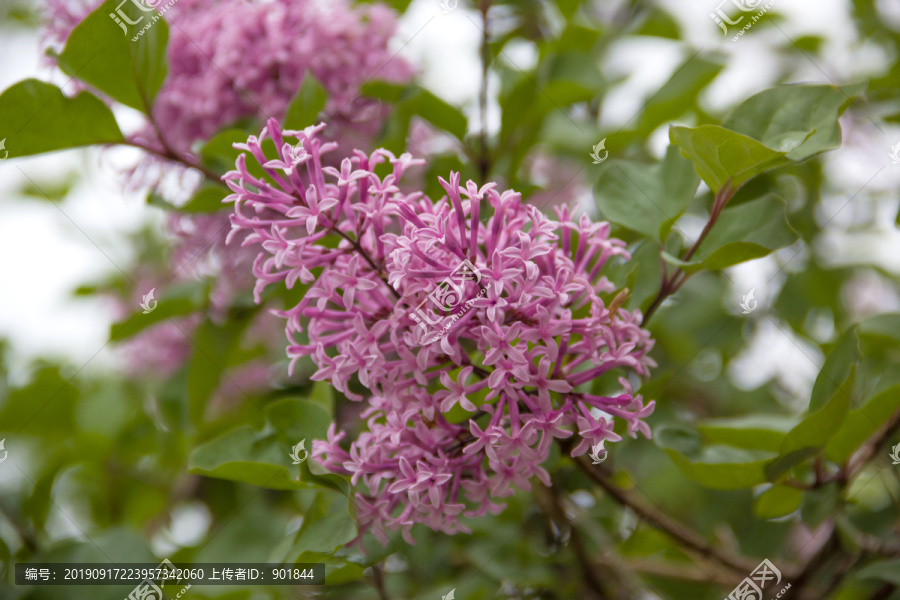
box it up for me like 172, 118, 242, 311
2, 0, 900, 599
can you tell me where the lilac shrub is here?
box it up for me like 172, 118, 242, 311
224, 119, 656, 543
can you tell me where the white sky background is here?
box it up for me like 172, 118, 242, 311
0, 0, 899, 398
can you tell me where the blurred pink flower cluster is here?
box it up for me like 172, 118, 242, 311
224, 119, 657, 543
44, 0, 413, 380
45, 0, 412, 153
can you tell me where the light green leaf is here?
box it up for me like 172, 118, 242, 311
656, 425, 774, 489
56, 0, 169, 112
754, 485, 804, 520
284, 72, 328, 130
0, 80, 123, 157
638, 56, 723, 136
698, 414, 800, 453
669, 124, 789, 193
723, 83, 865, 161
594, 145, 699, 242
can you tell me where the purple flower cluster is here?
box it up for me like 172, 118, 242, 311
224, 119, 656, 543
45, 0, 412, 155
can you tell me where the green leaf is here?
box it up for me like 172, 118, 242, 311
856, 559, 900, 586
0, 80, 123, 157
765, 368, 854, 481
801, 482, 840, 527
723, 83, 865, 161
825, 383, 900, 464
283, 72, 328, 130
188, 426, 303, 490
698, 414, 800, 453
362, 82, 468, 148
637, 56, 723, 136
264, 397, 332, 445
656, 425, 774, 489
288, 491, 358, 557
754, 485, 804, 519
669, 124, 790, 193
594, 145, 699, 242
810, 327, 859, 412
109, 281, 208, 342
672, 193, 798, 273
56, 0, 169, 112
187, 315, 253, 425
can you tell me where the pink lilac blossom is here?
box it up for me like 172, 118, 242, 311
44, 0, 413, 154
223, 119, 656, 544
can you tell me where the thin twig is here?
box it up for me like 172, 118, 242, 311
569, 452, 760, 575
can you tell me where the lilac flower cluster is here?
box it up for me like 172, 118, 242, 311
45, 0, 412, 154
224, 119, 656, 543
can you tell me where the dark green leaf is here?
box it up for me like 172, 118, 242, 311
56, 0, 169, 112
754, 485, 804, 519
676, 193, 798, 273
723, 83, 865, 161
283, 72, 328, 130
810, 327, 859, 412
0, 80, 122, 157
594, 145, 699, 242
187, 426, 303, 490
